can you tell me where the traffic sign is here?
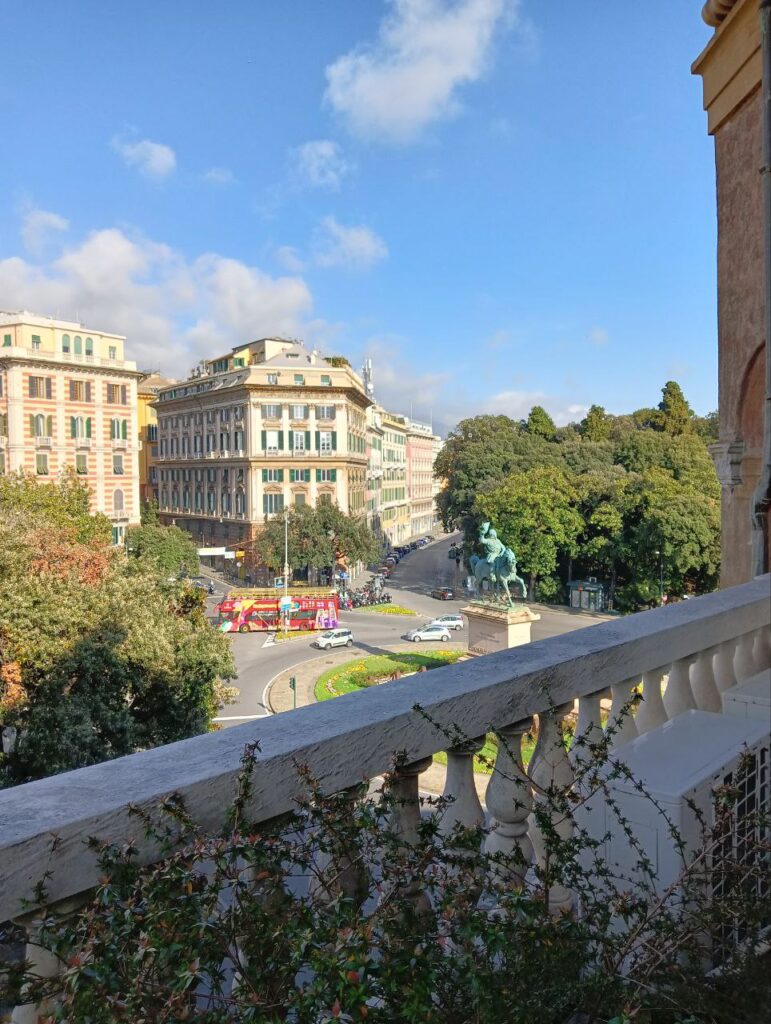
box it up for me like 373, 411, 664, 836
274, 576, 284, 588
279, 596, 292, 611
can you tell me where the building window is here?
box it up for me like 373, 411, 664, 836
267, 373, 278, 385
290, 404, 308, 420
31, 334, 41, 350
62, 335, 70, 353
290, 468, 311, 483
262, 468, 284, 482
29, 376, 52, 399
294, 374, 305, 385
69, 380, 92, 402
315, 405, 335, 420
73, 336, 82, 355
220, 432, 230, 452
317, 430, 336, 453
113, 488, 124, 513
233, 429, 244, 451
320, 374, 331, 386
36, 453, 48, 475
292, 430, 306, 452
2, 334, 11, 347
317, 468, 337, 483
108, 346, 117, 360
294, 492, 306, 506
106, 383, 127, 404
113, 454, 124, 475
262, 493, 284, 515
146, 424, 158, 442
235, 490, 245, 514
85, 337, 93, 356
70, 415, 92, 439
262, 429, 282, 452
261, 404, 282, 419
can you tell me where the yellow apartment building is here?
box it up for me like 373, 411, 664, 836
379, 409, 410, 546
137, 372, 176, 509
152, 338, 370, 555
0, 311, 141, 543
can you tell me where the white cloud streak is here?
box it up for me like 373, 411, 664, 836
324, 0, 518, 143
21, 208, 69, 256
313, 216, 388, 270
203, 166, 235, 185
294, 140, 352, 189
111, 135, 177, 179
0, 223, 312, 373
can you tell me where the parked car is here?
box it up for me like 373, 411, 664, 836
431, 587, 455, 600
417, 538, 429, 547
377, 566, 392, 577
428, 613, 464, 631
190, 579, 215, 595
409, 541, 419, 550
425, 534, 435, 542
313, 628, 354, 650
405, 624, 452, 643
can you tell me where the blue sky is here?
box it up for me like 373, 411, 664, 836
0, 1, 715, 434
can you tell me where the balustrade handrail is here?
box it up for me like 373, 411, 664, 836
0, 575, 768, 919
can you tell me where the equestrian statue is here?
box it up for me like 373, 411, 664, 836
468, 521, 526, 606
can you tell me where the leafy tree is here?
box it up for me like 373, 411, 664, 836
0, 500, 235, 786
0, 469, 111, 545
693, 409, 719, 442
525, 405, 557, 441
251, 505, 379, 576
140, 499, 160, 526
475, 466, 583, 600
579, 404, 612, 442
658, 380, 693, 435
126, 522, 200, 576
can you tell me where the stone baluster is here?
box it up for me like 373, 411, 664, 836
439, 736, 486, 836
528, 703, 575, 915
607, 676, 640, 748
634, 665, 668, 735
387, 756, 433, 914
713, 638, 738, 693
570, 690, 607, 767
662, 654, 697, 719
485, 719, 534, 889
752, 626, 771, 672
308, 783, 369, 907
689, 646, 722, 712
734, 631, 757, 683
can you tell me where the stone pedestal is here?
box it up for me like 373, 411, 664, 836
463, 602, 540, 657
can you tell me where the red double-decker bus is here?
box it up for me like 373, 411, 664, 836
215, 589, 339, 633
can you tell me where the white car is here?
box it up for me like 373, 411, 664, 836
405, 624, 452, 643
428, 614, 464, 631
313, 628, 354, 650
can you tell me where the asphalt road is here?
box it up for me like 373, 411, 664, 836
209, 534, 613, 726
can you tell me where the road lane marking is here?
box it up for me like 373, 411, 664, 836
262, 632, 277, 647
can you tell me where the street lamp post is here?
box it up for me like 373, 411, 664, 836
654, 549, 664, 605
282, 510, 290, 634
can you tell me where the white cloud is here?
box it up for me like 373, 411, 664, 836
21, 208, 69, 256
275, 245, 306, 273
313, 216, 388, 270
294, 140, 352, 189
0, 221, 312, 373
111, 135, 177, 179
203, 166, 235, 185
588, 325, 609, 347
482, 389, 588, 426
324, 0, 518, 143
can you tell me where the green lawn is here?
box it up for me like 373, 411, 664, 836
355, 604, 417, 616
314, 650, 462, 702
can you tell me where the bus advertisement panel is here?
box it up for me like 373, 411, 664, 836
216, 592, 339, 633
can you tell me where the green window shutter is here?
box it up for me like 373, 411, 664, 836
331, 469, 337, 482
278, 469, 284, 482
46, 415, 53, 436
86, 417, 92, 438
45, 378, 52, 399
305, 469, 310, 483
263, 495, 268, 514
288, 431, 294, 450
122, 419, 128, 440
316, 469, 321, 483
86, 382, 92, 402
261, 430, 266, 449
331, 431, 337, 451
314, 431, 320, 451
29, 414, 34, 436
262, 469, 267, 482
70, 416, 76, 438
278, 431, 284, 450
305, 430, 311, 450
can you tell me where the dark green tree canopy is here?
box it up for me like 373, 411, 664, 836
658, 380, 694, 435
252, 504, 380, 574
525, 405, 557, 441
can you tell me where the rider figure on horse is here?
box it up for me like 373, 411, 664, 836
479, 521, 505, 568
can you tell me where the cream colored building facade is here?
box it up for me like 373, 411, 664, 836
0, 311, 141, 543
152, 339, 370, 550
379, 409, 410, 545
406, 419, 441, 537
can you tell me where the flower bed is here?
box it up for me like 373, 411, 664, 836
314, 650, 462, 702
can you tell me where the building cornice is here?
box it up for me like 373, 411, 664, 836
693, 0, 761, 133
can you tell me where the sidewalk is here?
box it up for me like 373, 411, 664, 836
266, 642, 487, 799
